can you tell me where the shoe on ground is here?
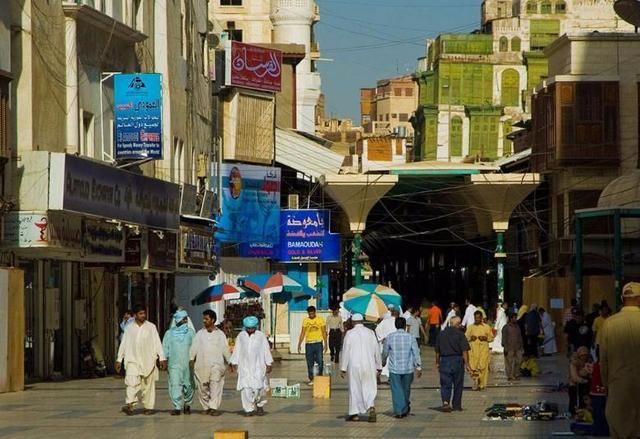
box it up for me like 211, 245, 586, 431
183, 405, 191, 415
346, 415, 360, 422
453, 407, 464, 412
210, 409, 222, 416
441, 403, 452, 413
307, 381, 314, 386
171, 410, 181, 416
367, 407, 377, 423
256, 407, 265, 416
243, 411, 254, 417
393, 414, 403, 419
121, 405, 134, 416
143, 409, 155, 416
204, 409, 212, 415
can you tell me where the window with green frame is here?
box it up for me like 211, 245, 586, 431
555, 0, 566, 13
527, 1, 538, 13
469, 113, 500, 159
424, 113, 438, 160
503, 121, 513, 155
499, 37, 509, 52
501, 69, 520, 107
541, 1, 552, 13
450, 116, 463, 157
511, 37, 521, 52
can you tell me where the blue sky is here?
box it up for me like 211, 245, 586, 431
315, 0, 481, 122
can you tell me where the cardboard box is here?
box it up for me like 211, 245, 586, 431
312, 375, 331, 399
214, 431, 248, 439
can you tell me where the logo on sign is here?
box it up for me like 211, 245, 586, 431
128, 76, 146, 90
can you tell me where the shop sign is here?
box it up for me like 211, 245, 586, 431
148, 230, 177, 271
2, 211, 82, 250
114, 73, 163, 159
123, 233, 142, 267
57, 154, 180, 230
216, 163, 280, 258
82, 219, 125, 262
277, 209, 341, 263
179, 225, 214, 269
225, 41, 282, 92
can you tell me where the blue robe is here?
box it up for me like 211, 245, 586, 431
163, 325, 195, 410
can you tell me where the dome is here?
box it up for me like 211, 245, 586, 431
598, 170, 640, 238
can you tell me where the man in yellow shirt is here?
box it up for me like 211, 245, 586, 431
298, 306, 327, 386
466, 310, 494, 391
591, 304, 610, 352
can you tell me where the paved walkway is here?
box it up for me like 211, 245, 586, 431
0, 349, 583, 439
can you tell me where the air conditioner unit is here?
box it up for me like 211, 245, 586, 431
288, 194, 299, 209
207, 32, 221, 48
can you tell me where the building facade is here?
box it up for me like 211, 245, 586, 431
413, 0, 632, 162
360, 75, 418, 140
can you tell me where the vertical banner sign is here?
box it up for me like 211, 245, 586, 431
114, 73, 163, 159
225, 41, 282, 92
217, 163, 281, 257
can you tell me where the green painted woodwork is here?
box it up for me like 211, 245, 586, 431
468, 107, 501, 159
525, 52, 549, 90
501, 69, 520, 107
438, 34, 493, 55
499, 36, 509, 52
418, 72, 438, 105
530, 19, 560, 50
511, 37, 521, 52
450, 116, 463, 157
556, 1, 567, 13
503, 120, 513, 155
541, 0, 552, 14
527, 1, 538, 13
424, 107, 439, 160
440, 62, 493, 106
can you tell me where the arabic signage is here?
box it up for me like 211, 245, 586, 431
83, 219, 125, 262
216, 163, 281, 258
2, 211, 83, 250
148, 231, 178, 271
179, 225, 215, 269
277, 209, 341, 263
225, 41, 282, 92
59, 154, 180, 230
114, 73, 163, 159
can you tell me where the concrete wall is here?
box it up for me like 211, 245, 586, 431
0, 2, 10, 73
0, 268, 25, 393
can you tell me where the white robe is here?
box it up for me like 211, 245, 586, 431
441, 309, 456, 330
341, 324, 382, 416
229, 330, 273, 391
490, 307, 508, 353
541, 312, 557, 355
461, 304, 477, 328
117, 321, 165, 379
190, 328, 230, 410
375, 317, 396, 377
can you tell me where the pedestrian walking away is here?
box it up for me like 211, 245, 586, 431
502, 312, 524, 381
163, 309, 196, 415
115, 304, 166, 416
341, 314, 382, 422
466, 310, 493, 390
189, 310, 231, 416
427, 301, 443, 347
298, 306, 327, 385
230, 316, 273, 417
326, 306, 344, 364
435, 316, 471, 412
382, 317, 422, 418
376, 305, 399, 381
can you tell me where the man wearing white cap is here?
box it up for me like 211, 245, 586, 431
229, 316, 273, 416
341, 314, 382, 422
376, 305, 400, 381
600, 282, 640, 439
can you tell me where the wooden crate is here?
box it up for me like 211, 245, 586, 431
312, 375, 331, 399
214, 431, 248, 439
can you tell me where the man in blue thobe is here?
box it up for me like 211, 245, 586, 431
163, 310, 195, 415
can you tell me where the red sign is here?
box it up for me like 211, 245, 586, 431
226, 41, 282, 92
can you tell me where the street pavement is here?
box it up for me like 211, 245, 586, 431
0, 348, 583, 439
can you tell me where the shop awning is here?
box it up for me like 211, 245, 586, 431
275, 128, 345, 180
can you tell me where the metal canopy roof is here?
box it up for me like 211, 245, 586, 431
275, 128, 346, 180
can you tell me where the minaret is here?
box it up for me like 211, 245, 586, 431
270, 0, 322, 133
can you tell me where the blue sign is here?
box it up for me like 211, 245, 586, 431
277, 209, 341, 263
114, 73, 163, 159
216, 163, 281, 258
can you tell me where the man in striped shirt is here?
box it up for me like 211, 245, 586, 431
382, 317, 422, 418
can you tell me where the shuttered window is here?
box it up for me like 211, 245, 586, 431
501, 69, 520, 107
450, 116, 463, 157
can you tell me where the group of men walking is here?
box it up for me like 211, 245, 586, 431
116, 306, 272, 417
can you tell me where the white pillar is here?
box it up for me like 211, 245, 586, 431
64, 16, 79, 154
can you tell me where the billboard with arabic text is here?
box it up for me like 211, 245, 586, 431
225, 41, 282, 92
277, 209, 341, 263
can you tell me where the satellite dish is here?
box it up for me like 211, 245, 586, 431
614, 0, 640, 27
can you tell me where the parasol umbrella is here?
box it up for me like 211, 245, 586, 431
190, 283, 257, 306
343, 283, 402, 309
342, 292, 388, 322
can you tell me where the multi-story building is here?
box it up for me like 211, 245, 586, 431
413, 0, 632, 162
360, 75, 418, 140
531, 33, 640, 273
4, 0, 213, 381
0, 3, 12, 205
210, 0, 322, 133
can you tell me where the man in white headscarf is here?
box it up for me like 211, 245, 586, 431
341, 314, 382, 422
230, 316, 273, 417
163, 309, 196, 416
116, 304, 166, 416
461, 299, 477, 329
490, 302, 509, 353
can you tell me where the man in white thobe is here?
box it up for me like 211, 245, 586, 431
490, 302, 509, 353
461, 299, 478, 329
115, 306, 166, 416
190, 309, 230, 416
441, 302, 458, 330
229, 316, 273, 417
341, 314, 382, 422
376, 306, 399, 380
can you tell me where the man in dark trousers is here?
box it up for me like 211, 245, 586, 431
435, 316, 471, 412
